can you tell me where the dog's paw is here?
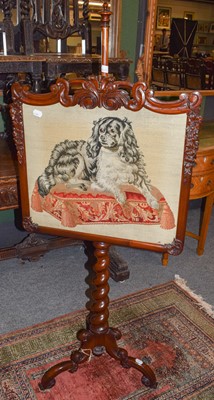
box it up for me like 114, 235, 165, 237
150, 199, 159, 209
79, 183, 88, 191
116, 192, 126, 204
91, 182, 103, 192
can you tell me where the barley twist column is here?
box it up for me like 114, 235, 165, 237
87, 241, 110, 333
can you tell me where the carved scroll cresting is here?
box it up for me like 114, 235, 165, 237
11, 77, 202, 114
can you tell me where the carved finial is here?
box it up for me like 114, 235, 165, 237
20, 0, 31, 20
103, 2, 109, 11
2, 0, 13, 20
82, 0, 89, 20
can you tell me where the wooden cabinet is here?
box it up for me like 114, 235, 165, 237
162, 120, 214, 265
0, 138, 18, 211
190, 146, 214, 199
186, 124, 214, 256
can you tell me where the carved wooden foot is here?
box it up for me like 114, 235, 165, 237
39, 241, 157, 392
39, 352, 89, 390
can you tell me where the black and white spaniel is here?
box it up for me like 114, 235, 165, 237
37, 117, 158, 209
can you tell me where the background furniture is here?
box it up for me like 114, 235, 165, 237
150, 57, 214, 91
165, 58, 184, 90
184, 58, 206, 90
0, 136, 18, 212
0, 55, 131, 97
162, 120, 214, 266
0, 0, 91, 55
187, 125, 214, 256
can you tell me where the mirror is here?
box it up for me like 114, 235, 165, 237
139, 0, 214, 95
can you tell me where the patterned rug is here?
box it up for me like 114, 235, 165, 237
1, 278, 214, 400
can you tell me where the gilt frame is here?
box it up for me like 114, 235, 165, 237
143, 0, 214, 95
10, 76, 201, 256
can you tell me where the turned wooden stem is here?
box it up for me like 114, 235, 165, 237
86, 241, 110, 333
39, 240, 157, 391
100, 2, 112, 76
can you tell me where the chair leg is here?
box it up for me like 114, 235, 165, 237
197, 192, 214, 256
162, 252, 169, 266
163, 192, 214, 264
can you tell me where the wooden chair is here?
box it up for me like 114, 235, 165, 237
151, 57, 167, 90
184, 58, 206, 90
204, 60, 214, 90
0, 0, 92, 55
165, 59, 184, 90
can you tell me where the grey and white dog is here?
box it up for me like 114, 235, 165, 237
37, 117, 158, 209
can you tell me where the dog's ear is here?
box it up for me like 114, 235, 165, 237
92, 118, 102, 126
123, 118, 132, 130
86, 119, 102, 158
118, 119, 140, 164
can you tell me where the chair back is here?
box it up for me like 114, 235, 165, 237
184, 58, 206, 90
165, 59, 184, 90
0, 1, 92, 55
151, 56, 166, 90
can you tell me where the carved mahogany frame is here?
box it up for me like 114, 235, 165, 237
10, 76, 202, 256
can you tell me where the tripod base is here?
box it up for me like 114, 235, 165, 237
39, 241, 157, 392
39, 326, 157, 390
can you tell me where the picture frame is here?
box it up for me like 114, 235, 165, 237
209, 22, 214, 33
203, 23, 209, 33
10, 77, 201, 256
197, 35, 207, 45
197, 23, 204, 33
156, 7, 172, 30
184, 12, 194, 21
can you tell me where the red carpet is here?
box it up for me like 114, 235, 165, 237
1, 280, 214, 399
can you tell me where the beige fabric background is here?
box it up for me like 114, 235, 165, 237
23, 103, 187, 245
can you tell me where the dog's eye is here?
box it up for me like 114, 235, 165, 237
100, 128, 104, 133
111, 129, 116, 134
